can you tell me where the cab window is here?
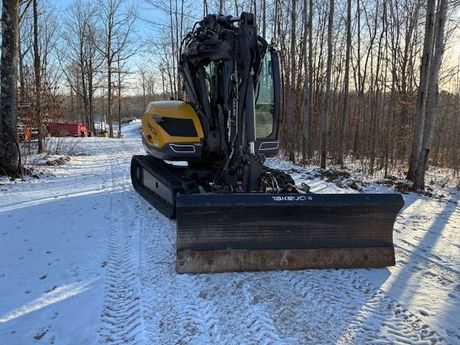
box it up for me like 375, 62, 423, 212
255, 52, 275, 138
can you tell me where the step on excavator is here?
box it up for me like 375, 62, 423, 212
131, 13, 404, 273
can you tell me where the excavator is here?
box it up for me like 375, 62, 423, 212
131, 13, 404, 273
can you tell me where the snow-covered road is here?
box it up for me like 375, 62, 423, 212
0, 122, 459, 344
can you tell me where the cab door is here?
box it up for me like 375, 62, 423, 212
255, 48, 282, 157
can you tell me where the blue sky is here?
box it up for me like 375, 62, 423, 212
54, 0, 162, 37
51, 0, 460, 94
53, 0, 169, 93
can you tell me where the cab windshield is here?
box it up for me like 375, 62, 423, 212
255, 52, 275, 139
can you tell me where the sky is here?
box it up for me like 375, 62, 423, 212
53, 0, 165, 95
54, 0, 166, 39
52, 0, 460, 95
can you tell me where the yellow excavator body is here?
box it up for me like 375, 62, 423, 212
142, 100, 204, 150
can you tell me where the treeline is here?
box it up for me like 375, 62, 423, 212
269, 0, 456, 187
0, 0, 459, 188
148, 0, 460, 188
15, 0, 137, 147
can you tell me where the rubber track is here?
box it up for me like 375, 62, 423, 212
131, 155, 199, 218
132, 156, 295, 218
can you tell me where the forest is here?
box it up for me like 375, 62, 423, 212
0, 0, 459, 189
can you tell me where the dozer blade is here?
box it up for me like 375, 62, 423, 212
176, 193, 404, 273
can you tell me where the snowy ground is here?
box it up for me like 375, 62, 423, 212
0, 121, 459, 345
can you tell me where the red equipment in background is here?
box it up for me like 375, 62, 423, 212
48, 123, 88, 137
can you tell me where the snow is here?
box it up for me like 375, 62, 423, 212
0, 120, 459, 344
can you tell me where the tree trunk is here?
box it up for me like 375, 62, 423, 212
108, 55, 113, 137
369, 3, 385, 175
353, 0, 361, 156
107, 2, 113, 138
288, 0, 297, 162
33, 0, 43, 153
143, 72, 147, 109
307, 0, 313, 159
203, 0, 207, 17
70, 87, 75, 123
337, 0, 351, 166
79, 48, 89, 129
262, 0, 266, 38
88, 56, 96, 135
0, 0, 20, 176
320, 0, 334, 169
301, 0, 309, 160
385, 1, 397, 177
117, 59, 122, 138
406, 0, 436, 180
219, 0, 223, 14
18, 23, 25, 105
414, 0, 448, 189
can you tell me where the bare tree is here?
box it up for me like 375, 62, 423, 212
320, 0, 334, 169
301, 0, 309, 160
32, 0, 43, 153
406, 0, 436, 180
307, 0, 313, 159
5, 0, 459, 181
138, 67, 148, 111
97, 0, 135, 138
337, 0, 351, 166
18, 0, 33, 106
114, 54, 129, 137
61, 0, 102, 135
286, 0, 297, 162
414, 0, 448, 188
18, 0, 63, 148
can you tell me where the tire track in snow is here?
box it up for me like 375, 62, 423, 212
126, 139, 451, 344
395, 243, 458, 292
249, 269, 442, 344
332, 270, 440, 344
137, 196, 283, 345
252, 269, 370, 344
395, 202, 460, 335
99, 144, 145, 345
138, 203, 225, 345
174, 274, 224, 345
396, 205, 460, 275
239, 280, 285, 345
395, 229, 460, 279
202, 275, 287, 345
138, 207, 180, 345
136, 189, 443, 345
341, 289, 439, 345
